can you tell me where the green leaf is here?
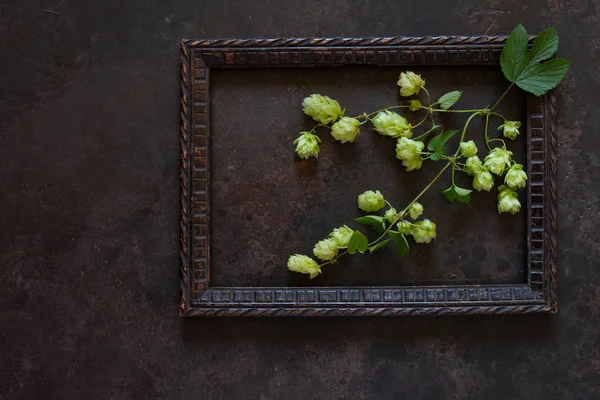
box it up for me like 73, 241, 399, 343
355, 215, 385, 233
437, 91, 462, 110
429, 148, 445, 161
388, 231, 409, 257
427, 130, 458, 152
368, 238, 392, 254
347, 230, 369, 254
516, 58, 571, 96
526, 27, 558, 65
443, 184, 472, 205
500, 24, 529, 82
427, 129, 458, 160
500, 25, 570, 96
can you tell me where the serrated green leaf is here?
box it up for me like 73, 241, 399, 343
437, 91, 462, 110
426, 129, 458, 161
500, 24, 529, 82
526, 27, 558, 65
388, 231, 409, 257
500, 25, 570, 96
347, 230, 369, 254
368, 238, 392, 254
443, 184, 472, 205
429, 148, 445, 161
427, 130, 458, 152
516, 58, 571, 96
355, 215, 385, 233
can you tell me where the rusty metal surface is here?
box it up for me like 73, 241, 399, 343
1, 0, 598, 398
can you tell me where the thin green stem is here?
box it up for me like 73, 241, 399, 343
422, 87, 432, 107
413, 123, 439, 141
427, 107, 487, 113
355, 105, 411, 119
484, 113, 492, 151
412, 111, 431, 129
490, 82, 514, 111
317, 250, 348, 268
309, 123, 330, 133
450, 112, 481, 185
428, 112, 436, 126
488, 138, 507, 147
400, 162, 452, 215
490, 111, 506, 120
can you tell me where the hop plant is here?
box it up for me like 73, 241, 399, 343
287, 25, 570, 278
372, 110, 412, 138
408, 100, 422, 112
409, 202, 424, 220
357, 190, 385, 212
293, 132, 321, 159
459, 140, 478, 157
384, 207, 398, 223
287, 255, 321, 279
411, 219, 437, 244
498, 121, 521, 140
329, 226, 354, 247
473, 169, 494, 192
484, 147, 513, 175
397, 220, 412, 235
397, 71, 425, 97
464, 156, 483, 175
504, 164, 528, 189
313, 238, 339, 261
497, 185, 521, 215
331, 117, 360, 143
396, 137, 424, 171
302, 94, 342, 124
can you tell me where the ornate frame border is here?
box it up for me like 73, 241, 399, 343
179, 36, 557, 317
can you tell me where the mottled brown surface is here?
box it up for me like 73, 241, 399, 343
1, 0, 599, 399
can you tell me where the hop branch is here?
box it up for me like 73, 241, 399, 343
288, 25, 570, 279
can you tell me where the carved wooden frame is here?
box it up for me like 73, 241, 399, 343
179, 36, 557, 317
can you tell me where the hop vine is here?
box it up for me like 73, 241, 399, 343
288, 25, 571, 279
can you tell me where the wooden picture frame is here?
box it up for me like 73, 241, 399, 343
179, 36, 557, 317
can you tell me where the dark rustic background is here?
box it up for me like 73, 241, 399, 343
1, 1, 599, 399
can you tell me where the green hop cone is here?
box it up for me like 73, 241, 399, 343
397, 71, 425, 97
331, 117, 360, 143
313, 238, 339, 261
497, 185, 521, 215
357, 190, 385, 212
397, 220, 412, 235
409, 202, 424, 220
498, 121, 521, 140
371, 110, 413, 138
302, 94, 342, 124
464, 156, 483, 176
504, 163, 528, 189
484, 147, 513, 175
396, 137, 425, 171
473, 169, 494, 192
411, 219, 437, 244
293, 131, 321, 159
287, 254, 321, 279
408, 100, 422, 112
384, 207, 397, 223
329, 225, 354, 247
459, 140, 478, 157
